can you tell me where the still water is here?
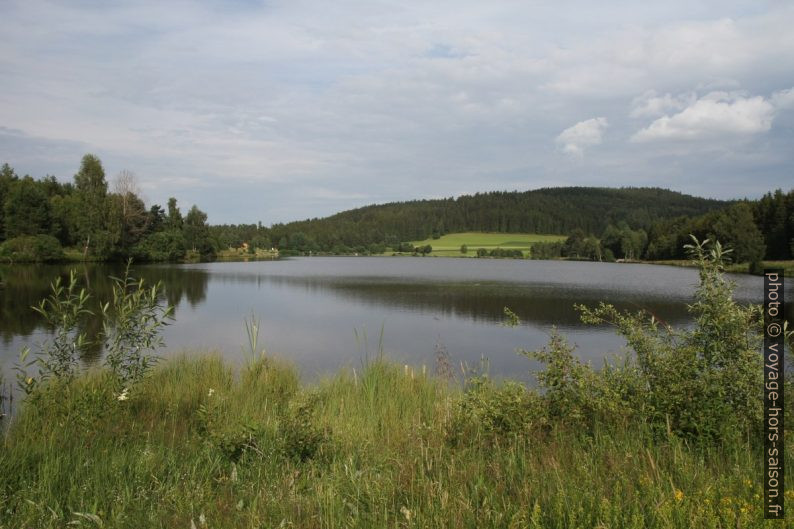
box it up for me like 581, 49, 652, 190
0, 257, 787, 382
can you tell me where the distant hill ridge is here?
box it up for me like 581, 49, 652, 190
270, 187, 730, 246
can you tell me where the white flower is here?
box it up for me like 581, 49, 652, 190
207, 388, 215, 397
117, 388, 129, 401
199, 513, 207, 527
400, 506, 412, 521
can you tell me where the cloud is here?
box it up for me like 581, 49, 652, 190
631, 92, 775, 142
771, 88, 794, 110
630, 90, 693, 118
0, 1, 793, 220
556, 117, 608, 155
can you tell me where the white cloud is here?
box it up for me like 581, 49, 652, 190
630, 90, 693, 118
0, 1, 793, 220
631, 92, 775, 142
556, 117, 608, 155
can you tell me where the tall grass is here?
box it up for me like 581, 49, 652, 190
0, 355, 788, 528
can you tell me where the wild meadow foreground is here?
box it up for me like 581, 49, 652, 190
0, 240, 792, 528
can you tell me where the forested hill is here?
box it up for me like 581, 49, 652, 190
265, 187, 729, 248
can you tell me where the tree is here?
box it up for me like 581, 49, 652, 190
146, 205, 166, 234
72, 154, 109, 257
107, 170, 149, 255
184, 205, 213, 257
4, 177, 51, 238
0, 163, 19, 241
710, 203, 765, 264
460, 244, 468, 254
74, 154, 108, 198
166, 197, 183, 231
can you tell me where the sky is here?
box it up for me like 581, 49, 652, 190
1, 1, 793, 224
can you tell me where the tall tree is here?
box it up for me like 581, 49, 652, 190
0, 163, 19, 241
710, 202, 766, 264
107, 170, 148, 255
73, 154, 109, 257
3, 176, 51, 238
184, 205, 212, 256
166, 197, 183, 231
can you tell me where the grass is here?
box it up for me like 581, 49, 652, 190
1, 355, 789, 528
406, 232, 565, 257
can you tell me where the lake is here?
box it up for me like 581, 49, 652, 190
0, 258, 789, 385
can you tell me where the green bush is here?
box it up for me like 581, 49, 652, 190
448, 376, 547, 444
466, 236, 771, 445
16, 265, 173, 394
0, 234, 64, 262
101, 263, 173, 388
133, 230, 186, 261
573, 237, 764, 441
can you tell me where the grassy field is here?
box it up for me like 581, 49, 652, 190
0, 355, 788, 529
407, 232, 565, 257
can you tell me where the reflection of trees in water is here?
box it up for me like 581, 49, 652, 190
222, 274, 694, 327
0, 264, 209, 362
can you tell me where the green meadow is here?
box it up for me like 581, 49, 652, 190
0, 355, 785, 529
407, 232, 565, 256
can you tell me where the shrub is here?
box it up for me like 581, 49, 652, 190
17, 265, 173, 394
101, 262, 173, 387
133, 230, 186, 261
478, 236, 770, 445
16, 270, 92, 393
448, 376, 547, 445
0, 235, 64, 263
574, 237, 764, 441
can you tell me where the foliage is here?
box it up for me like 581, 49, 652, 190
101, 262, 174, 387
529, 240, 563, 259
3, 176, 52, 238
573, 237, 764, 441
133, 229, 187, 261
2, 154, 790, 263
448, 376, 547, 443
0, 234, 64, 263
15, 265, 172, 394
647, 200, 776, 262
1, 353, 784, 528
15, 270, 92, 394
601, 223, 647, 260
0, 157, 221, 263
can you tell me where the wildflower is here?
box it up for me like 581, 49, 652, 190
199, 513, 207, 527
208, 388, 215, 397
674, 489, 684, 502
401, 506, 412, 522
117, 388, 129, 401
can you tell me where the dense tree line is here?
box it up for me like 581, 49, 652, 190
2, 155, 790, 265
0, 156, 213, 262
212, 187, 728, 256
644, 194, 792, 264
528, 191, 791, 265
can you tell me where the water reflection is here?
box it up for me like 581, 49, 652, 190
0, 264, 209, 363
1, 258, 790, 380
